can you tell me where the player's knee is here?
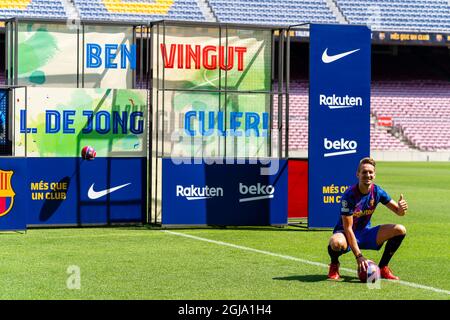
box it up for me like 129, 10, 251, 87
330, 237, 346, 251
394, 224, 407, 236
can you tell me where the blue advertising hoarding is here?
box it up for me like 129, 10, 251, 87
25, 157, 146, 226
162, 159, 288, 226
0, 157, 145, 229
308, 24, 371, 228
0, 87, 148, 230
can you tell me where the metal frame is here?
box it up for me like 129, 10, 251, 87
2, 18, 152, 226
285, 23, 310, 159
149, 20, 295, 225
1, 18, 307, 226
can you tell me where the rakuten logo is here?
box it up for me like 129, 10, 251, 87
319, 94, 363, 109
239, 183, 275, 202
176, 185, 223, 200
323, 138, 357, 157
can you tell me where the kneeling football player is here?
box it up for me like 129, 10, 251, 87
327, 157, 408, 281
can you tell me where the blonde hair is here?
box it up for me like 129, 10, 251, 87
357, 157, 376, 172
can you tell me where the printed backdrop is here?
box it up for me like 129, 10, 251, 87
14, 87, 147, 157
13, 23, 134, 88
152, 25, 273, 159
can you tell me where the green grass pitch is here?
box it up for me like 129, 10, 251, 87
0, 162, 449, 300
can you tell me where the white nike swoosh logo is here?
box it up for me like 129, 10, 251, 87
88, 183, 131, 199
321, 48, 360, 63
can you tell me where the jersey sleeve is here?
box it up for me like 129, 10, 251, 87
340, 191, 355, 216
377, 185, 392, 205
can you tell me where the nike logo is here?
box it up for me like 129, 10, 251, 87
321, 48, 360, 63
88, 182, 131, 199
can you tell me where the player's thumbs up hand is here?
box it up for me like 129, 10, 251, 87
398, 194, 408, 216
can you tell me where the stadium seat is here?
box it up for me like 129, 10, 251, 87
334, 0, 450, 32
208, 0, 338, 25
0, 0, 67, 19
72, 0, 205, 22
371, 80, 450, 151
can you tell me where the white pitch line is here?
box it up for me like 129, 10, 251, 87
163, 230, 450, 296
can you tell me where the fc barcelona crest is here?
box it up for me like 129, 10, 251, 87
0, 170, 15, 217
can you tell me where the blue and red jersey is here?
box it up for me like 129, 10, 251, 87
333, 183, 391, 233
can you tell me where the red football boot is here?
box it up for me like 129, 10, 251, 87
380, 266, 400, 280
327, 263, 342, 281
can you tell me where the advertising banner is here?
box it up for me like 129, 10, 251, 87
15, 22, 135, 88
4, 87, 148, 228
372, 31, 450, 46
291, 30, 450, 47
308, 24, 371, 228
15, 87, 147, 157
152, 25, 273, 159
25, 157, 146, 226
162, 159, 288, 226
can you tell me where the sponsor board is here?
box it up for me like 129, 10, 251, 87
26, 157, 146, 226
0, 157, 145, 229
14, 87, 147, 157
162, 159, 287, 226
309, 24, 371, 228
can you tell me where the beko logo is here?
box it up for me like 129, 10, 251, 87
239, 183, 275, 202
324, 138, 357, 157
176, 185, 223, 200
319, 94, 363, 109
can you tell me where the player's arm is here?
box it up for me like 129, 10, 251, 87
385, 194, 408, 216
342, 215, 368, 272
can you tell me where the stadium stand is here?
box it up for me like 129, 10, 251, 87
0, 1, 448, 153
0, 0, 67, 19
207, 0, 450, 32
285, 80, 414, 152
371, 80, 450, 151
72, 0, 205, 22
286, 80, 309, 151
334, 0, 450, 32
370, 125, 410, 151
1, 1, 448, 33
207, 0, 338, 25
286, 79, 450, 152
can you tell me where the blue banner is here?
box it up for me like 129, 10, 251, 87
0, 157, 145, 227
162, 159, 288, 226
0, 158, 27, 231
308, 24, 371, 228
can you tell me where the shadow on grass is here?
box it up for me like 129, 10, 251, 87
23, 224, 330, 233
273, 274, 360, 283
138, 224, 330, 233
